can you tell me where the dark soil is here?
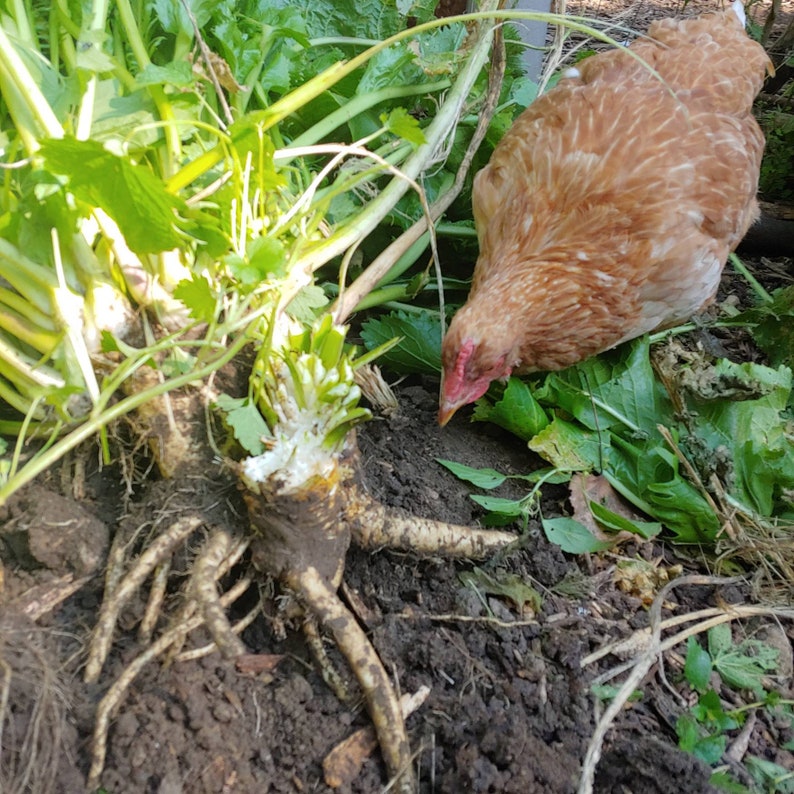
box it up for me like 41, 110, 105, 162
2, 380, 737, 794
3, 338, 793, 793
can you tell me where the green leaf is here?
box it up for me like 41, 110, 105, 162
214, 395, 271, 456
382, 107, 426, 147
227, 237, 287, 285
684, 637, 713, 693
360, 310, 441, 375
537, 337, 674, 436
152, 0, 214, 35
39, 138, 184, 254
358, 42, 421, 95
708, 771, 751, 793
694, 690, 739, 732
541, 517, 612, 554
459, 567, 541, 613
470, 494, 527, 517
676, 713, 700, 754
472, 377, 549, 441
135, 62, 195, 88
735, 286, 794, 368
436, 459, 507, 489
745, 756, 794, 793
691, 733, 727, 766
173, 276, 216, 323
604, 434, 720, 543
286, 285, 329, 322
713, 642, 778, 694
681, 359, 794, 517
529, 418, 604, 471
589, 500, 662, 540
707, 624, 732, 658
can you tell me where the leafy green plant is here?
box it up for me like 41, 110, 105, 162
758, 107, 794, 201
371, 305, 794, 555
677, 624, 793, 788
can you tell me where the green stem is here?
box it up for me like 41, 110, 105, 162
289, 79, 451, 151
729, 252, 773, 304
54, 0, 81, 39
0, 24, 64, 145
437, 222, 477, 237
9, 0, 36, 47
346, 284, 409, 312
114, 0, 182, 172
375, 230, 431, 289
0, 238, 60, 314
0, 327, 252, 506
75, 0, 110, 139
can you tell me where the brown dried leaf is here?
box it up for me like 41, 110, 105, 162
323, 686, 430, 788
614, 557, 683, 606
235, 653, 285, 675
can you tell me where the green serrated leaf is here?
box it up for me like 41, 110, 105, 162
39, 138, 184, 254
173, 276, 216, 323
360, 310, 441, 374
707, 624, 732, 658
382, 107, 426, 147
285, 285, 329, 323
684, 637, 713, 693
436, 459, 507, 489
537, 337, 673, 435
135, 61, 195, 88
214, 395, 271, 455
714, 645, 778, 693
472, 377, 549, 441
541, 517, 612, 554
735, 286, 794, 368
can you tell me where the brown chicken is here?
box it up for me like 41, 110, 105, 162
439, 2, 772, 425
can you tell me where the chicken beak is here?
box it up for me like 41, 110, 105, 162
438, 400, 459, 427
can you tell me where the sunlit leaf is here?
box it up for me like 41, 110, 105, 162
529, 417, 603, 471
39, 138, 184, 254
382, 107, 426, 147
174, 276, 216, 323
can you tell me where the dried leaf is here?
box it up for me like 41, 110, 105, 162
235, 653, 285, 675
323, 687, 430, 788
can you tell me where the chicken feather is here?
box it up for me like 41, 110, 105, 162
439, 3, 772, 425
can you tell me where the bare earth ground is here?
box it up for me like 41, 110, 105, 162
1, 2, 794, 793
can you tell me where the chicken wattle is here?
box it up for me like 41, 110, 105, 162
439, 1, 773, 425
